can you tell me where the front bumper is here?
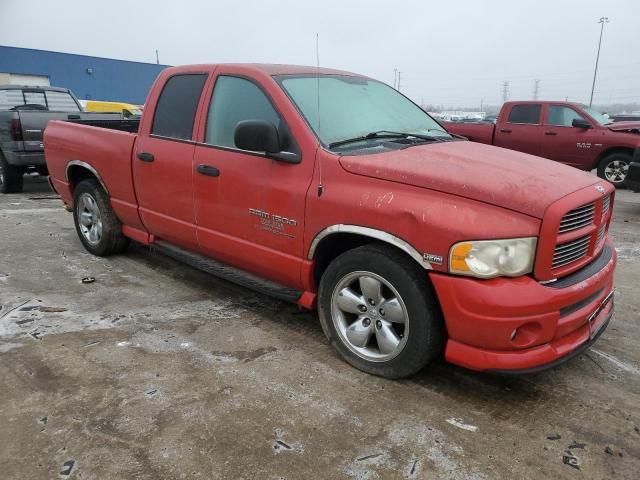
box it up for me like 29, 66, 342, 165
3, 150, 46, 167
429, 242, 616, 372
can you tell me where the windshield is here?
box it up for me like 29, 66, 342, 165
277, 75, 451, 147
584, 107, 613, 125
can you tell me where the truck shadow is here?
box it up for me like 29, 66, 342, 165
22, 174, 55, 195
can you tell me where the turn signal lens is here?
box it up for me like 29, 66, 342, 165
449, 237, 537, 279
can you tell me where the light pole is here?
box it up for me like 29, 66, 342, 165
589, 16, 609, 107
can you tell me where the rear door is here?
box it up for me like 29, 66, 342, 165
540, 105, 602, 168
133, 73, 208, 249
494, 103, 544, 157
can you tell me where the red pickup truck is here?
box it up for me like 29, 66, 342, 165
445, 101, 640, 186
44, 64, 616, 378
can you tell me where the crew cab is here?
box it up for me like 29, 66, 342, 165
44, 64, 617, 378
0, 85, 123, 193
445, 101, 640, 187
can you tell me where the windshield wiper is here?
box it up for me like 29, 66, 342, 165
328, 130, 446, 149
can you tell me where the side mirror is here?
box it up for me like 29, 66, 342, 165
572, 118, 591, 129
234, 120, 281, 153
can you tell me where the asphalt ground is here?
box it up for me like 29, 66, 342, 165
1, 174, 639, 479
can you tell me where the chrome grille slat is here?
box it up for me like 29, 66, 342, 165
553, 246, 589, 263
561, 210, 595, 221
554, 239, 590, 255
562, 206, 595, 218
558, 220, 593, 233
602, 194, 611, 215
558, 202, 595, 234
596, 224, 606, 245
552, 249, 590, 267
552, 232, 592, 269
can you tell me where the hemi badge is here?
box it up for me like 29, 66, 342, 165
423, 253, 443, 265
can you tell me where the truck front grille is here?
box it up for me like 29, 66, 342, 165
552, 235, 591, 268
558, 202, 595, 233
602, 194, 611, 216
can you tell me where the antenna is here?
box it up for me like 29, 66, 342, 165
316, 33, 324, 197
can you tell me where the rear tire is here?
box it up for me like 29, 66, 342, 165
597, 152, 631, 188
318, 244, 445, 379
72, 179, 129, 256
0, 155, 24, 193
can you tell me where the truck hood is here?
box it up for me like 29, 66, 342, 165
338, 141, 600, 219
607, 121, 640, 133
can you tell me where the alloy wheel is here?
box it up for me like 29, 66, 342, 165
331, 270, 409, 362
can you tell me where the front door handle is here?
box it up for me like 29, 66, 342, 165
137, 151, 155, 162
197, 164, 220, 177
544, 131, 558, 136
500, 128, 512, 133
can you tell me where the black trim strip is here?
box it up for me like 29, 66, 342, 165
151, 241, 302, 303
559, 288, 603, 317
547, 245, 613, 289
489, 307, 613, 376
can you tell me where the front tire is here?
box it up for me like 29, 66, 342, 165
72, 179, 129, 256
0, 154, 24, 193
318, 244, 445, 379
597, 152, 631, 187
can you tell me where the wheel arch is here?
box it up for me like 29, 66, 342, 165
594, 146, 634, 169
308, 225, 431, 286
66, 160, 109, 195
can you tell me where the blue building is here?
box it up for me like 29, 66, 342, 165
0, 45, 169, 104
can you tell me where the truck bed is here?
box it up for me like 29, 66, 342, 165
44, 120, 145, 232
443, 121, 495, 144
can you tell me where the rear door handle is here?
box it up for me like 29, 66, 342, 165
544, 131, 558, 136
197, 164, 220, 177
500, 129, 512, 133
137, 151, 155, 162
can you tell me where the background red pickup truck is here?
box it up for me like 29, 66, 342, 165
445, 101, 640, 186
44, 64, 617, 378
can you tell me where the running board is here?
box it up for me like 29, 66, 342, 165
151, 241, 303, 303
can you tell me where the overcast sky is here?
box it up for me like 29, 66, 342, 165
1, 0, 639, 108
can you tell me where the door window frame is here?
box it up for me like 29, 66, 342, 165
506, 103, 542, 125
196, 73, 301, 160
148, 72, 210, 144
544, 104, 589, 128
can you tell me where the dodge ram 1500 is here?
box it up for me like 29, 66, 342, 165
445, 101, 640, 187
44, 64, 617, 378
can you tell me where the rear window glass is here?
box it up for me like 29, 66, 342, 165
507, 104, 541, 124
152, 74, 207, 140
0, 89, 80, 111
46, 91, 80, 111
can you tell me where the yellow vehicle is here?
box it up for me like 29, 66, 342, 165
83, 100, 143, 118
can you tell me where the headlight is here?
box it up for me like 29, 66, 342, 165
449, 237, 537, 279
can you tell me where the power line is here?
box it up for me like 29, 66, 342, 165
502, 81, 510, 103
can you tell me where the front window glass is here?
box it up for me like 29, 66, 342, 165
206, 76, 281, 148
583, 107, 613, 125
277, 75, 450, 147
547, 106, 586, 126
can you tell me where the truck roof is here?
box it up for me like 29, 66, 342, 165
164, 63, 364, 77
0, 84, 71, 92
502, 100, 584, 108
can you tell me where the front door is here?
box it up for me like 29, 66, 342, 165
193, 74, 311, 287
541, 105, 603, 168
133, 73, 208, 249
